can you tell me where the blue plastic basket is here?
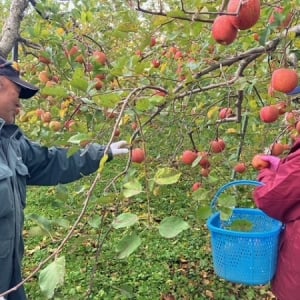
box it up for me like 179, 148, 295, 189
206, 180, 283, 286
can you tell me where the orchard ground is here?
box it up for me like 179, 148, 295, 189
22, 117, 277, 300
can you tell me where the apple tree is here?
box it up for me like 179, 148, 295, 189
0, 0, 300, 298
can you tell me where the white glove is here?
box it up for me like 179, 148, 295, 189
110, 141, 129, 156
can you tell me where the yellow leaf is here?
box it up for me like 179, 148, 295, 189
207, 106, 219, 119
98, 154, 109, 173
160, 62, 167, 73
120, 114, 131, 125
226, 128, 237, 134
59, 108, 67, 119
56, 28, 65, 36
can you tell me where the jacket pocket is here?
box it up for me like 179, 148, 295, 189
0, 165, 13, 218
0, 238, 12, 259
15, 160, 29, 209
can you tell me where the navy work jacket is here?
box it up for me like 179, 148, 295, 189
0, 119, 111, 299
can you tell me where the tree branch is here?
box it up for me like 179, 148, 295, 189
0, 0, 29, 58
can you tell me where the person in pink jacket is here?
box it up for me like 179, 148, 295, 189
253, 137, 300, 300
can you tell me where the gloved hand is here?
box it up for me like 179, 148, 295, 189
260, 155, 281, 172
110, 141, 129, 156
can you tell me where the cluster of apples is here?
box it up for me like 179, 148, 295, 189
253, 68, 299, 170
212, 1, 292, 46
38, 47, 108, 91
259, 68, 299, 124
181, 139, 227, 191
212, 0, 261, 45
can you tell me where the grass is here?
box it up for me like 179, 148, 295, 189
21, 115, 278, 299
22, 170, 276, 300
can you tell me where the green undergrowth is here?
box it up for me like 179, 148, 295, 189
21, 115, 277, 299
22, 166, 275, 300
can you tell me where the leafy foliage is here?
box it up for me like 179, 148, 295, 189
1, 0, 299, 298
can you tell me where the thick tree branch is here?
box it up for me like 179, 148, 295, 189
0, 0, 29, 58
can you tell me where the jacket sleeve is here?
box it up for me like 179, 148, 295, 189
21, 137, 113, 186
253, 149, 300, 222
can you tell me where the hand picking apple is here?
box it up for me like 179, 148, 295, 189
110, 140, 129, 156
259, 155, 281, 172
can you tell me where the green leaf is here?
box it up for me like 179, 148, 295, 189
117, 23, 138, 32
136, 98, 151, 111
67, 133, 90, 144
192, 189, 210, 201
26, 213, 52, 233
166, 9, 186, 18
154, 168, 181, 185
112, 213, 139, 229
149, 95, 166, 106
54, 218, 69, 228
196, 206, 212, 220
218, 195, 236, 208
116, 233, 142, 259
153, 15, 171, 27
228, 220, 253, 232
220, 207, 233, 221
67, 145, 80, 157
159, 216, 190, 238
70, 68, 88, 92
39, 256, 66, 299
40, 86, 68, 97
55, 184, 69, 201
98, 94, 122, 108
123, 179, 143, 198
88, 215, 102, 229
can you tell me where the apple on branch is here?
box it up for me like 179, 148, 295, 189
227, 0, 261, 30
259, 105, 279, 123
212, 15, 238, 45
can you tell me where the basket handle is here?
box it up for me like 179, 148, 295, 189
211, 180, 264, 210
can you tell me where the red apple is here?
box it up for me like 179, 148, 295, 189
131, 148, 145, 163
131, 122, 138, 130
275, 101, 287, 115
270, 142, 284, 156
150, 37, 156, 47
200, 168, 210, 177
174, 51, 183, 60
40, 111, 52, 123
197, 152, 210, 168
68, 45, 79, 57
210, 138, 226, 153
259, 105, 279, 123
227, 0, 261, 30
94, 78, 104, 90
152, 59, 160, 68
64, 120, 76, 132
252, 154, 270, 170
192, 182, 202, 192
234, 162, 246, 173
49, 120, 62, 132
219, 107, 233, 119
114, 128, 121, 137
271, 68, 298, 93
93, 50, 107, 65
181, 150, 197, 165
212, 15, 238, 45
36, 108, 45, 118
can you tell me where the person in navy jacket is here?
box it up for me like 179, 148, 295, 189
0, 56, 128, 300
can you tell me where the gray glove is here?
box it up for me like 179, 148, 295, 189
110, 141, 129, 156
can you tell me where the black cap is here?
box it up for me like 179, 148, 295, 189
0, 56, 39, 99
